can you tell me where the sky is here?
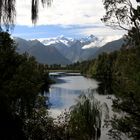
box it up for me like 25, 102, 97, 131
12, 0, 134, 40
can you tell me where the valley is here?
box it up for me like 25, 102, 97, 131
14, 35, 124, 65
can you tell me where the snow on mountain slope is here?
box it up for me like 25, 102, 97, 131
82, 38, 108, 49
40, 35, 73, 47
40, 35, 100, 63
80, 35, 98, 43
40, 34, 99, 48
14, 35, 123, 64
14, 37, 72, 65
82, 36, 122, 49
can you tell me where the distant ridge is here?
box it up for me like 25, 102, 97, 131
40, 35, 100, 63
14, 36, 124, 65
15, 37, 71, 65
90, 38, 125, 59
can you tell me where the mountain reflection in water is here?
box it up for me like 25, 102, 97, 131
46, 75, 113, 140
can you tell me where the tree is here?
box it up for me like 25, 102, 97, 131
102, 1, 140, 139
0, 32, 52, 139
106, 48, 140, 140
0, 31, 26, 140
68, 93, 109, 140
0, 0, 52, 31
102, 0, 140, 47
102, 0, 138, 30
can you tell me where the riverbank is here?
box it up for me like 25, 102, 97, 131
48, 69, 80, 73
47, 74, 113, 140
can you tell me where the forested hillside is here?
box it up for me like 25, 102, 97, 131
74, 0, 140, 139
0, 0, 140, 140
78, 44, 140, 139
0, 32, 53, 139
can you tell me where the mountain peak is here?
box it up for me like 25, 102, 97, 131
40, 35, 99, 48
89, 34, 94, 38
14, 36, 123, 64
80, 35, 98, 44
88, 34, 98, 40
57, 35, 66, 40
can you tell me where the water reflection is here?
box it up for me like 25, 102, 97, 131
47, 75, 113, 140
47, 76, 98, 116
49, 87, 82, 109
51, 76, 98, 90
47, 76, 113, 116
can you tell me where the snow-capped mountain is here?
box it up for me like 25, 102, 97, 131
80, 34, 98, 43
14, 35, 124, 65
40, 35, 73, 47
15, 37, 71, 65
40, 35, 100, 63
40, 34, 98, 48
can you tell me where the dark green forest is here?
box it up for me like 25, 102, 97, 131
0, 32, 105, 140
0, 32, 53, 139
74, 45, 140, 139
0, 0, 140, 140
66, 0, 140, 139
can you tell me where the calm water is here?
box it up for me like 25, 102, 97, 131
47, 74, 113, 140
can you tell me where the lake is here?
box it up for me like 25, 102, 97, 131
47, 74, 114, 140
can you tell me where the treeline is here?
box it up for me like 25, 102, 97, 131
0, 32, 53, 139
47, 63, 81, 71
46, 38, 140, 139
71, 2, 140, 138
1, 32, 140, 139
0, 32, 107, 140
74, 44, 140, 139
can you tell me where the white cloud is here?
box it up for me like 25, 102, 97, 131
16, 0, 105, 26
16, 0, 137, 26
68, 25, 126, 42
16, 0, 137, 39
82, 35, 122, 49
77, 26, 126, 37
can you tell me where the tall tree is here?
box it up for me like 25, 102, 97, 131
102, 0, 140, 47
102, 0, 140, 139
0, 32, 51, 139
68, 93, 109, 140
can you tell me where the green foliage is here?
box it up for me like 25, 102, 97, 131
68, 94, 102, 140
79, 47, 140, 139
100, 1, 140, 138
101, 0, 139, 29
102, 0, 140, 47
0, 32, 51, 139
108, 48, 140, 140
48, 93, 109, 140
79, 46, 140, 139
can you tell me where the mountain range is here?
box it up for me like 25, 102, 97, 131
14, 35, 124, 65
